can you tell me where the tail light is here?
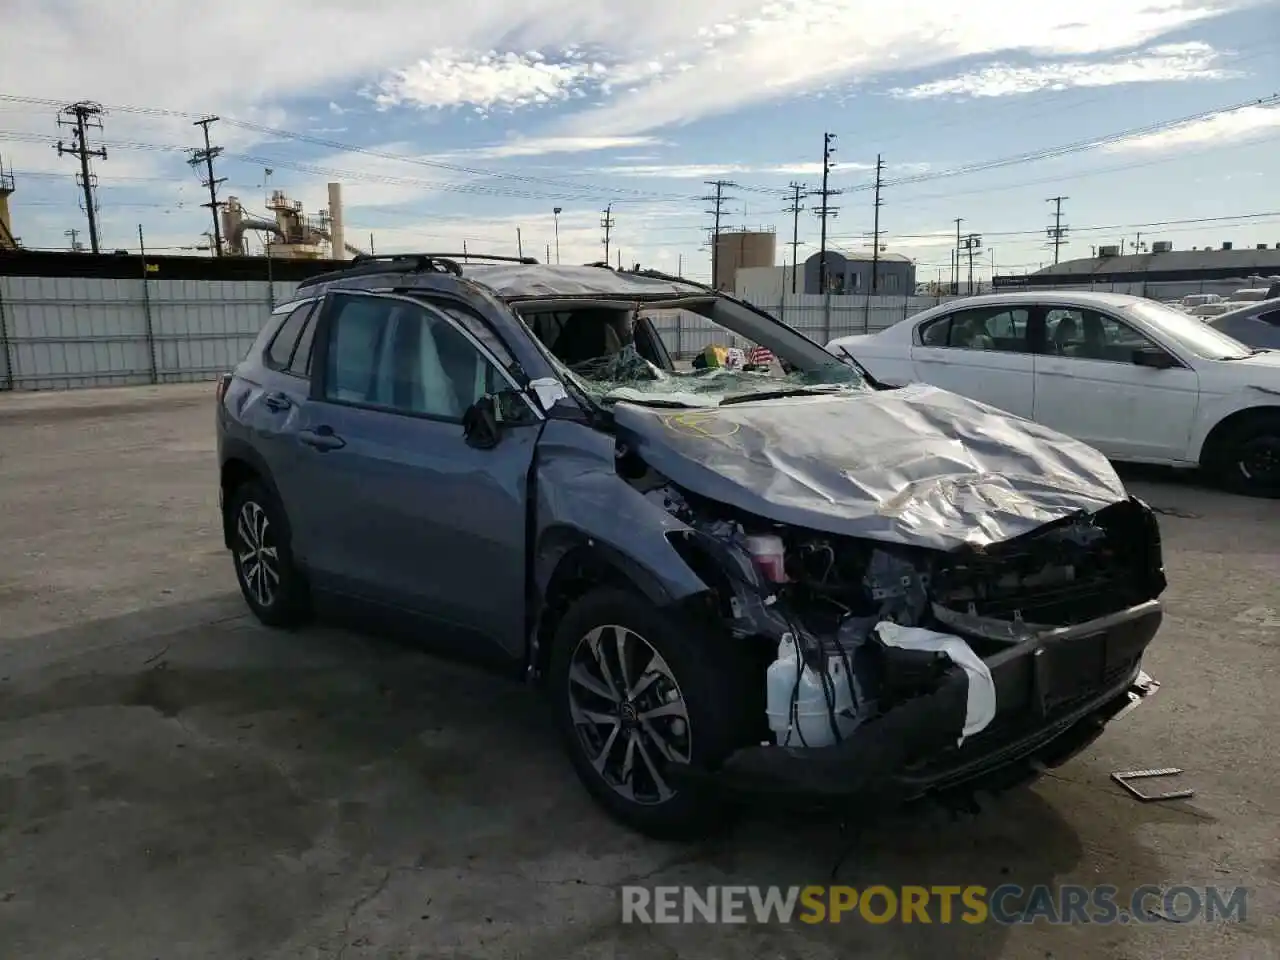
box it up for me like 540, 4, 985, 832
214, 372, 231, 404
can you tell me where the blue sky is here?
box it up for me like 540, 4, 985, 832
2, 0, 1278, 282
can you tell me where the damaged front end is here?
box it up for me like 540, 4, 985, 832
620, 448, 1167, 802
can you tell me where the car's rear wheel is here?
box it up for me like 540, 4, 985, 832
548, 587, 749, 840
226, 480, 309, 627
1214, 416, 1280, 498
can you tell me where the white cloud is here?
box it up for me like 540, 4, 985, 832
890, 41, 1235, 100
550, 0, 1251, 136
372, 50, 605, 115
467, 136, 666, 159
1106, 104, 1280, 152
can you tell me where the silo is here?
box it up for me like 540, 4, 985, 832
713, 228, 777, 291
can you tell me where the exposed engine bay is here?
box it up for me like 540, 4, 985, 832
617, 443, 1166, 753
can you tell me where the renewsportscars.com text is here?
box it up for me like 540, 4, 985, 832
621, 884, 1248, 925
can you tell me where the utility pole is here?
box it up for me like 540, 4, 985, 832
813, 133, 842, 293
600, 203, 615, 263
552, 207, 562, 264
952, 218, 963, 294
189, 117, 226, 257
870, 154, 885, 292
1046, 196, 1069, 264
783, 182, 806, 295
701, 179, 738, 290
516, 226, 523, 258
55, 101, 107, 254
960, 233, 983, 295
546, 242, 551, 263
64, 228, 81, 252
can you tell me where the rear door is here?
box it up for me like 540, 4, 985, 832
289, 290, 543, 658
1032, 306, 1199, 461
909, 304, 1035, 417
239, 299, 319, 510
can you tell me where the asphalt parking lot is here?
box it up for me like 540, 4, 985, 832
0, 383, 1277, 960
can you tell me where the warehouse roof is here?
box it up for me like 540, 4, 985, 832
1034, 247, 1280, 278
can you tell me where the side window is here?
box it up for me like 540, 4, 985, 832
426, 301, 516, 368
1256, 309, 1280, 327
919, 315, 951, 347
1048, 308, 1159, 362
266, 303, 314, 369
324, 294, 528, 423
287, 311, 317, 377
940, 307, 1030, 352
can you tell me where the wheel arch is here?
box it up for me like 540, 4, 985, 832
526, 526, 716, 685
1197, 404, 1280, 468
219, 441, 289, 549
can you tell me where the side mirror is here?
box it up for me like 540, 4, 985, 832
1132, 347, 1178, 370
462, 395, 501, 449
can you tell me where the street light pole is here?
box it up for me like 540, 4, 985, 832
553, 207, 562, 264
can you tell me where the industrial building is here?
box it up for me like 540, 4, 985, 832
220, 183, 362, 259
712, 227, 776, 291
0, 156, 16, 250
996, 240, 1280, 290
803, 249, 916, 295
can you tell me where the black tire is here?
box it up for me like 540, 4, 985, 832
225, 479, 310, 627
548, 586, 753, 840
1212, 416, 1280, 498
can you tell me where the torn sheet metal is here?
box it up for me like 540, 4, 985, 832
611, 383, 1129, 551
875, 621, 996, 742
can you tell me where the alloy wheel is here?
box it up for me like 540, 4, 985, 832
1238, 436, 1280, 487
566, 624, 692, 805
236, 500, 280, 608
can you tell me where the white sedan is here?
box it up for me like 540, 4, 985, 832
828, 291, 1280, 497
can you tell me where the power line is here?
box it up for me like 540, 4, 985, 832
783, 182, 806, 295
701, 179, 738, 290
189, 116, 225, 257
1046, 196, 1069, 264
870, 153, 885, 293
54, 101, 107, 254
812, 133, 842, 293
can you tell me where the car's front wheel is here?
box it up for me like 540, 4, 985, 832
226, 480, 309, 627
548, 587, 750, 840
1214, 415, 1280, 498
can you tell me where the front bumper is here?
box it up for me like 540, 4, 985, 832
707, 600, 1163, 801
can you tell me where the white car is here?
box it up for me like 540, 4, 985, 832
827, 291, 1280, 497
1208, 297, 1280, 350
1188, 302, 1232, 319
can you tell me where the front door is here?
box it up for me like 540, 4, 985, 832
910, 304, 1035, 417
1033, 306, 1200, 462
291, 290, 543, 657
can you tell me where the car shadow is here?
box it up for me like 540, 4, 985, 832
0, 598, 1173, 959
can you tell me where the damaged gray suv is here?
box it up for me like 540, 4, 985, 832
216, 253, 1167, 838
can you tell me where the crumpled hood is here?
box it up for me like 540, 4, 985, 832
612, 383, 1129, 551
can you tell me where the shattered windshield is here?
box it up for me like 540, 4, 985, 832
525, 305, 864, 409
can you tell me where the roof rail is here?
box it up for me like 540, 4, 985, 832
297, 253, 466, 289
352, 252, 539, 266
583, 261, 614, 269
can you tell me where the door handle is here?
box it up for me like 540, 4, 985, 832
298, 427, 346, 451
263, 391, 292, 412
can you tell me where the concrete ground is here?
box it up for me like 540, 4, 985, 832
0, 383, 1276, 960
